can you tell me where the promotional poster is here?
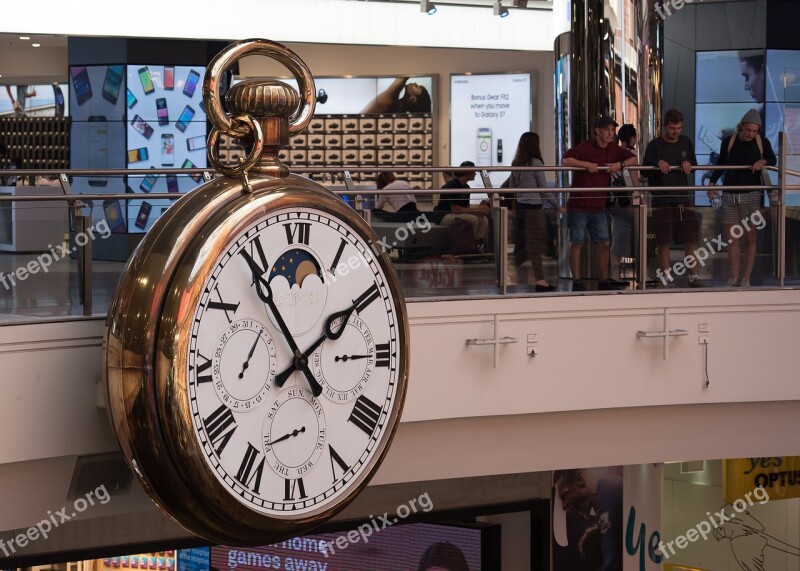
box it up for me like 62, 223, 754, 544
449, 73, 532, 188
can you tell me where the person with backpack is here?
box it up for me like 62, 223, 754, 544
510, 132, 563, 291
706, 109, 777, 287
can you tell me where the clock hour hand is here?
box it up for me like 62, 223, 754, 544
241, 251, 323, 397
265, 426, 305, 446
335, 354, 370, 362
274, 301, 359, 388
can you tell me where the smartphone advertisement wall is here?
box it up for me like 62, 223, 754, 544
449, 73, 532, 188
69, 65, 128, 208
125, 65, 207, 232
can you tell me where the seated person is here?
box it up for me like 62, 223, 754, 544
374, 172, 420, 222
434, 161, 490, 252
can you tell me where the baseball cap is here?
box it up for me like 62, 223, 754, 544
594, 116, 619, 129
456, 160, 476, 177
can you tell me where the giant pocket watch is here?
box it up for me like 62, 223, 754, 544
104, 39, 409, 545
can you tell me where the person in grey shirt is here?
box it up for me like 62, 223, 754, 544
510, 132, 564, 291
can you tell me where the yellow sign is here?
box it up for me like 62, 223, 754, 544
723, 457, 800, 502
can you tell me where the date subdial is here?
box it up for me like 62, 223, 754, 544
312, 314, 375, 403
264, 387, 326, 479
212, 319, 277, 410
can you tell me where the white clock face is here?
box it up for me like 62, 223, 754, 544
187, 206, 401, 516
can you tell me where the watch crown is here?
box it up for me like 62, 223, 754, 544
224, 79, 301, 177
226, 80, 301, 118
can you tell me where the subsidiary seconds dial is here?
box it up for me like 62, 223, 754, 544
213, 319, 277, 410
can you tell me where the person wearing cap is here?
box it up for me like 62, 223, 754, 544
433, 160, 490, 251
707, 108, 776, 287
643, 108, 705, 288
561, 116, 637, 290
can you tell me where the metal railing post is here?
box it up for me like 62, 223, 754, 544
481, 170, 507, 291
59, 173, 92, 316
778, 132, 786, 287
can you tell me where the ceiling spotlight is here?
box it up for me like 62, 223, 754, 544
493, 1, 510, 17
31, 43, 41, 48
420, 0, 437, 15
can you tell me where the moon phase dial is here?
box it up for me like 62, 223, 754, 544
212, 319, 277, 410
264, 387, 326, 479
312, 314, 376, 403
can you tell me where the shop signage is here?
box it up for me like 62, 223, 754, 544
723, 457, 800, 502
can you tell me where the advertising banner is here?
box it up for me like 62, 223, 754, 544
724, 457, 800, 502
449, 73, 531, 188
552, 465, 663, 571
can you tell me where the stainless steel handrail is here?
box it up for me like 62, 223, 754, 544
0, 159, 795, 318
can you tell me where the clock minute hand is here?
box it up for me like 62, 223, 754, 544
274, 301, 358, 388
241, 252, 323, 397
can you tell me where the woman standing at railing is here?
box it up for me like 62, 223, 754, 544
509, 132, 564, 291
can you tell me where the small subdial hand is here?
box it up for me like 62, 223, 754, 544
266, 426, 306, 446
239, 328, 263, 379
241, 251, 323, 396
335, 354, 370, 362
274, 301, 359, 387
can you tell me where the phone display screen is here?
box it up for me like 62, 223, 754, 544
103, 200, 127, 233
186, 135, 206, 151
175, 105, 195, 132
71, 66, 93, 105
135, 201, 153, 229
161, 134, 175, 166
164, 66, 175, 91
102, 65, 124, 104
128, 147, 149, 163
139, 169, 159, 192
156, 98, 169, 125
139, 66, 155, 95
130, 115, 154, 139
183, 70, 200, 97
126, 88, 138, 109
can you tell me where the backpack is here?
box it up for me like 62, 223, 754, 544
447, 217, 477, 255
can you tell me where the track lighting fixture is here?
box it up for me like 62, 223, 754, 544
493, 0, 510, 17
420, 0, 438, 15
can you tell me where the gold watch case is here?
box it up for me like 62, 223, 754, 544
104, 174, 409, 544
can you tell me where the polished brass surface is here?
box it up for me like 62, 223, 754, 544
203, 39, 315, 179
208, 114, 266, 177
204, 39, 315, 137
106, 37, 408, 545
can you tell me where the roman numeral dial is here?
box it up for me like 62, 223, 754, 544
186, 205, 405, 519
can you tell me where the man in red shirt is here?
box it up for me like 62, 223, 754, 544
562, 116, 637, 290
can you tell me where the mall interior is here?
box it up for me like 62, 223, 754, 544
1, 0, 799, 570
